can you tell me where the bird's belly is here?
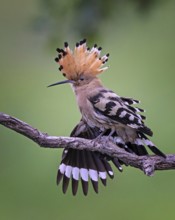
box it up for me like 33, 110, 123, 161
82, 112, 104, 130
82, 109, 116, 131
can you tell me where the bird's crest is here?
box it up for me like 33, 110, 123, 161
55, 39, 109, 80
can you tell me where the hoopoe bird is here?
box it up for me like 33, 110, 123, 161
48, 39, 165, 195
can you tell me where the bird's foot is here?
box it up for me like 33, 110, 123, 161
93, 129, 115, 146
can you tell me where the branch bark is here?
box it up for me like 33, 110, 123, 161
0, 112, 175, 176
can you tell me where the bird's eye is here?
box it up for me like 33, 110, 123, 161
80, 77, 84, 81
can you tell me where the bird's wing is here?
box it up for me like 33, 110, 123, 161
88, 89, 153, 136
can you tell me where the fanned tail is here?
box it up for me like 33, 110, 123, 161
57, 149, 120, 195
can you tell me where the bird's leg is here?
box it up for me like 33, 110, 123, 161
95, 130, 106, 140
103, 128, 116, 144
93, 128, 115, 147
107, 129, 115, 139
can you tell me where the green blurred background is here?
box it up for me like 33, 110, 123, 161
1, 0, 175, 219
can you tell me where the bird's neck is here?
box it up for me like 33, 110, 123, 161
72, 78, 104, 117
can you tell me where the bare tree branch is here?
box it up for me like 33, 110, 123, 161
0, 112, 175, 176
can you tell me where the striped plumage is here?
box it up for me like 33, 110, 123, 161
48, 39, 165, 195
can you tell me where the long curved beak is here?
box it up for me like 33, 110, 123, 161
47, 79, 73, 87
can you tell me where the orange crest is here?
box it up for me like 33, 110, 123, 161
55, 39, 109, 80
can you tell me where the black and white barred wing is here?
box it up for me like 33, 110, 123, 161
89, 90, 165, 157
88, 90, 153, 136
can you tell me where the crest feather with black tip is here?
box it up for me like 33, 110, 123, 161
55, 39, 109, 80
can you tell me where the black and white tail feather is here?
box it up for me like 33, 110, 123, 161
57, 149, 116, 195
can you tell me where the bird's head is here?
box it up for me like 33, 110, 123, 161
48, 39, 109, 89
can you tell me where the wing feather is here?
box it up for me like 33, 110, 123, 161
89, 89, 153, 136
